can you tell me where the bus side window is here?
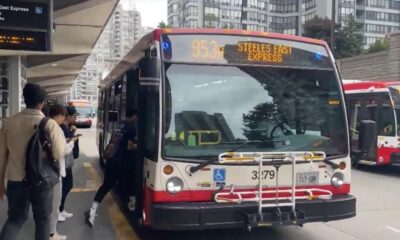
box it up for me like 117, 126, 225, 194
98, 91, 103, 123
108, 79, 123, 128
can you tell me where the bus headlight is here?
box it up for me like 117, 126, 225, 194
331, 172, 344, 188
166, 177, 184, 194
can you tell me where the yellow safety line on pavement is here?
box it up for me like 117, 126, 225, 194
71, 187, 98, 193
71, 162, 101, 192
82, 161, 140, 240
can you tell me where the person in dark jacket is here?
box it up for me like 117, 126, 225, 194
58, 106, 78, 222
85, 109, 137, 227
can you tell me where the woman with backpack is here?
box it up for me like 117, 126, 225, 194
58, 106, 79, 222
85, 109, 138, 227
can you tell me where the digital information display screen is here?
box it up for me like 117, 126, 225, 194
0, 0, 51, 51
162, 34, 333, 69
0, 29, 46, 51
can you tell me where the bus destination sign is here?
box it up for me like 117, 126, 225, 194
237, 42, 292, 63
162, 34, 333, 69
0, 0, 52, 51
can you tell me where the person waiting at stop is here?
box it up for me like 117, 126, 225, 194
85, 109, 138, 227
48, 104, 79, 240
58, 106, 79, 222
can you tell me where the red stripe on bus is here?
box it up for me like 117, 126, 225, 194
343, 81, 400, 91
377, 146, 400, 165
147, 184, 350, 203
143, 185, 153, 225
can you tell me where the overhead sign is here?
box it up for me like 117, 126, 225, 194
0, 0, 52, 52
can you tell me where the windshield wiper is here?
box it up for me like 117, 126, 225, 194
228, 139, 289, 152
189, 139, 289, 174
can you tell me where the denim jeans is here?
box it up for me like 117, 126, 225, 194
60, 168, 73, 212
0, 181, 54, 240
50, 181, 61, 234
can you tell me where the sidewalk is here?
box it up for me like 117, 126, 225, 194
0, 127, 119, 240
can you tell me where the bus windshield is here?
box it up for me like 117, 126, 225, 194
347, 92, 396, 137
163, 64, 348, 160
75, 106, 92, 117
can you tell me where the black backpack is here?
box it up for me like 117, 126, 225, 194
25, 118, 60, 188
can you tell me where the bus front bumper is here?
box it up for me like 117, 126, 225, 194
150, 194, 356, 230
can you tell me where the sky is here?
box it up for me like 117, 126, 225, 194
122, 0, 167, 28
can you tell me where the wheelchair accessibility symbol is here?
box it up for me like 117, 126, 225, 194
213, 168, 226, 182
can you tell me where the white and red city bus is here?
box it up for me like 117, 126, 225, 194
97, 28, 355, 230
67, 100, 94, 128
343, 80, 400, 166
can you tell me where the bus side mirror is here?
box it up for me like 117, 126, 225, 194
358, 120, 377, 154
109, 111, 118, 122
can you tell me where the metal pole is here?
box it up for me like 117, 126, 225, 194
258, 156, 262, 217
331, 0, 336, 49
240, 0, 245, 29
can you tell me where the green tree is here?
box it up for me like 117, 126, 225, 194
157, 21, 167, 28
366, 38, 390, 53
303, 17, 334, 44
303, 16, 363, 58
334, 17, 363, 58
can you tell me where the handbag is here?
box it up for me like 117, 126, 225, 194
103, 130, 123, 160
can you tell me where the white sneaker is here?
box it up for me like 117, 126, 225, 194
60, 210, 73, 218
50, 232, 67, 240
57, 214, 66, 222
127, 197, 136, 211
85, 208, 96, 227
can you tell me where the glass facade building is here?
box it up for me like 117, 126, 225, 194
71, 4, 142, 106
340, 0, 400, 48
168, 0, 400, 48
168, 0, 324, 36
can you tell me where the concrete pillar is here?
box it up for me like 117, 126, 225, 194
297, 0, 303, 36
9, 56, 27, 115
0, 57, 9, 127
388, 31, 400, 81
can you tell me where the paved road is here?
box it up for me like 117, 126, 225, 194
1, 126, 400, 240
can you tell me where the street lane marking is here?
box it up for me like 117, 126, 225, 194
386, 226, 400, 234
83, 161, 140, 240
